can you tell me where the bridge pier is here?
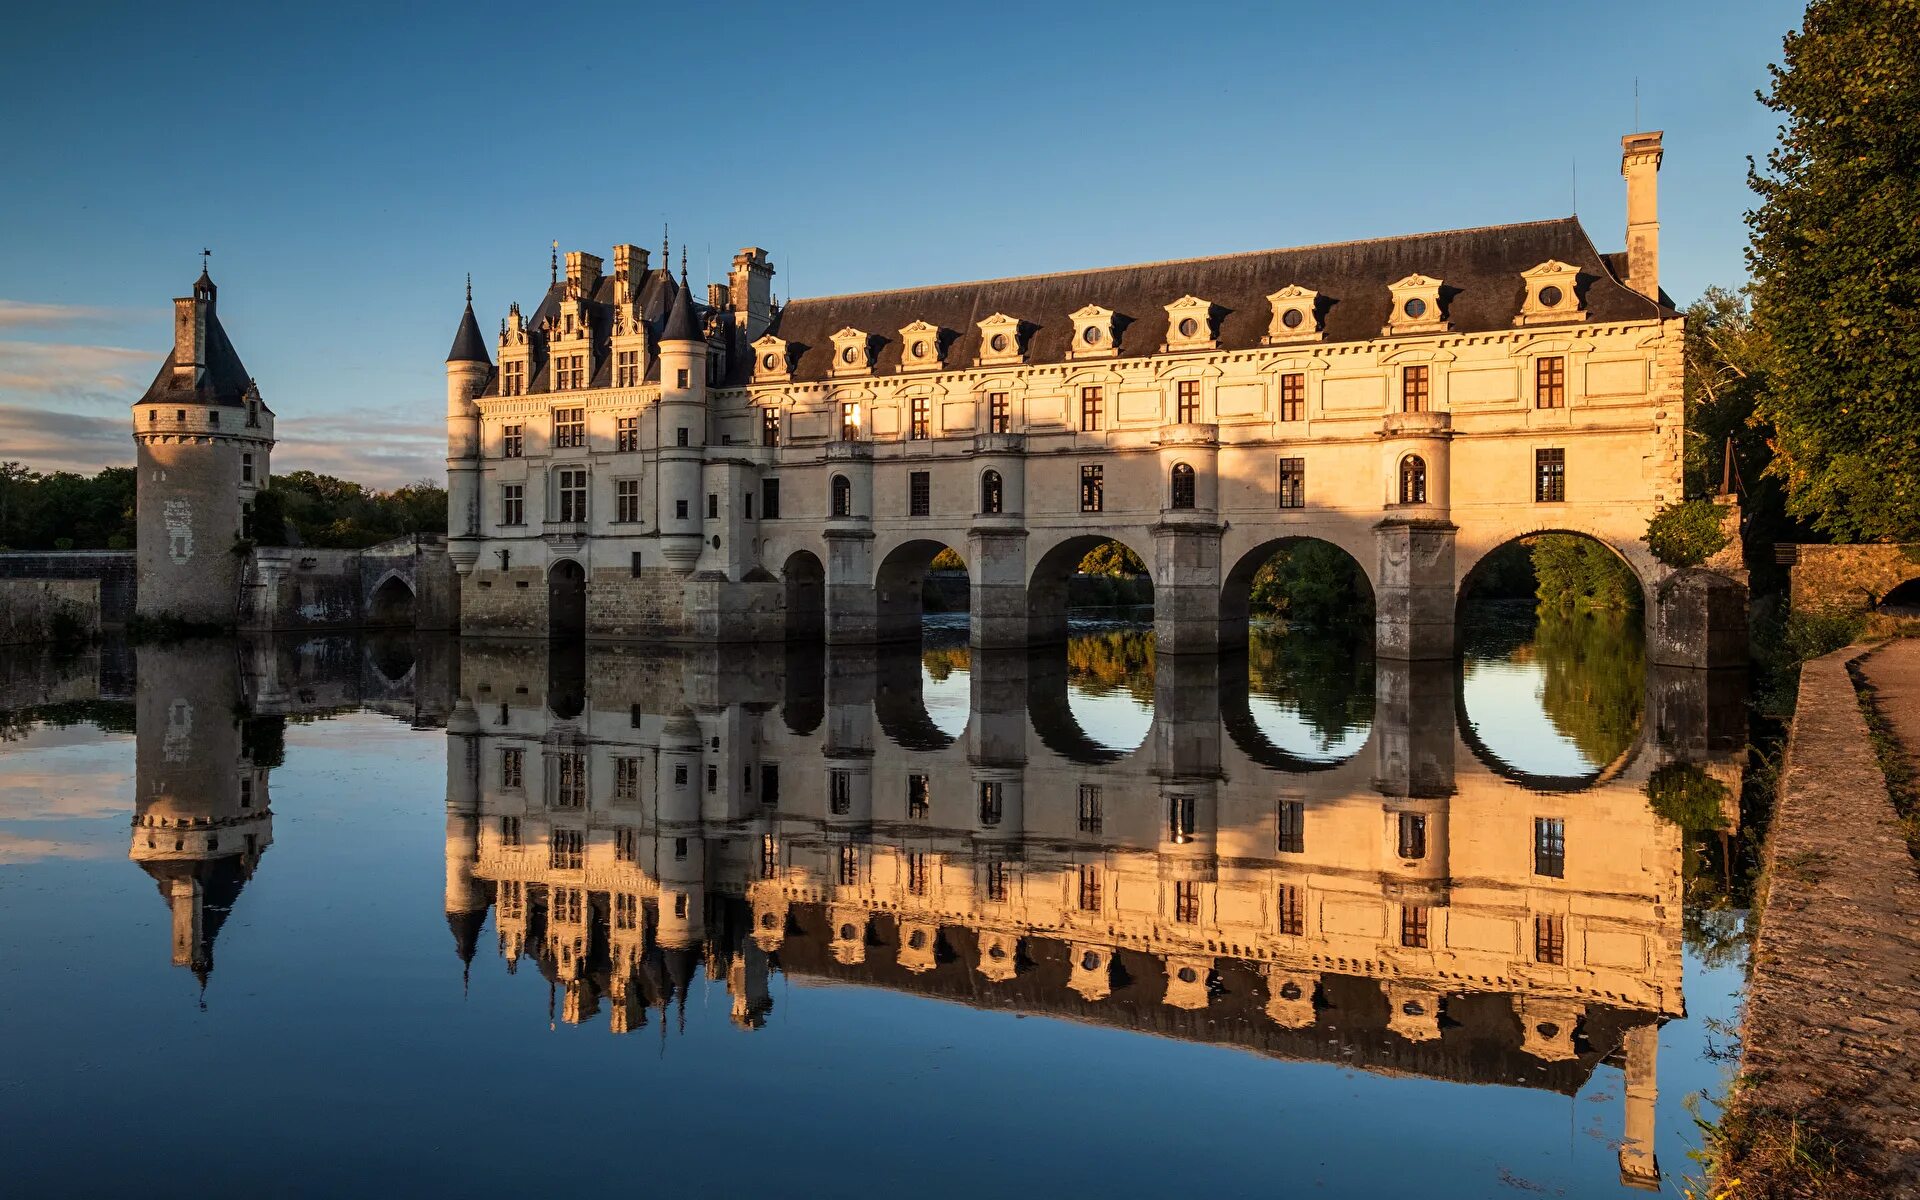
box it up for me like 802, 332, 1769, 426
823, 529, 876, 644
968, 525, 1029, 650
1153, 518, 1225, 656
1374, 519, 1458, 661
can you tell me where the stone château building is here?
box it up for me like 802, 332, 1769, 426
446, 131, 1719, 661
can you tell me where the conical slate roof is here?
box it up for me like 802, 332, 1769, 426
660, 277, 702, 343
446, 301, 492, 364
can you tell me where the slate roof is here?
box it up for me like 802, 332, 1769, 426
660, 276, 701, 342
761, 217, 1670, 385
137, 283, 266, 410
446, 301, 492, 364
486, 267, 710, 396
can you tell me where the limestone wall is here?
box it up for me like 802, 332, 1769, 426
0, 579, 100, 645
0, 551, 136, 624
1787, 543, 1920, 613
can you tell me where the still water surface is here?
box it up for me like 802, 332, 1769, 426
0, 611, 1746, 1197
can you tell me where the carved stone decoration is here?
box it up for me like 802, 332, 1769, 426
829, 327, 873, 377
898, 320, 944, 372
1515, 260, 1586, 326
751, 334, 792, 383
1264, 284, 1322, 344
1068, 304, 1119, 360
1162, 295, 1219, 352
1384, 274, 1449, 336
976, 312, 1025, 366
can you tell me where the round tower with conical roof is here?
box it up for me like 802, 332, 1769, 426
132, 267, 275, 624
445, 281, 493, 584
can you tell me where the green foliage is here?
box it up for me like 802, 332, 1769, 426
929, 547, 966, 571
1531, 534, 1642, 611
1076, 541, 1146, 577
1646, 500, 1733, 568
1467, 541, 1539, 599
1747, 0, 1920, 543
1064, 629, 1156, 704
1533, 607, 1646, 767
1247, 541, 1372, 625
1245, 626, 1374, 748
1683, 288, 1778, 500
1751, 604, 1868, 716
253, 471, 447, 549
0, 462, 137, 550
1646, 763, 1733, 834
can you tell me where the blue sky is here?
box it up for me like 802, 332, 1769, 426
0, 0, 1804, 487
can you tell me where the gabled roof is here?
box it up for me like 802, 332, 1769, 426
759, 217, 1669, 384
446, 302, 492, 364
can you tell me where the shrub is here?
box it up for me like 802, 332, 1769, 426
1646, 500, 1732, 568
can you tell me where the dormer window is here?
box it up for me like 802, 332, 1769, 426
1265, 285, 1322, 344
1384, 274, 1448, 336
502, 361, 525, 396
1162, 296, 1217, 352
1069, 305, 1118, 359
1516, 261, 1585, 326
976, 313, 1025, 366
830, 328, 873, 376
898, 321, 943, 372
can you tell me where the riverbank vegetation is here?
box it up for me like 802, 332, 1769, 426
0, 463, 136, 550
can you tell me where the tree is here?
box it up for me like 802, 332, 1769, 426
253, 471, 447, 549
1076, 541, 1145, 576
1747, 0, 1920, 542
1247, 541, 1372, 625
1682, 288, 1774, 499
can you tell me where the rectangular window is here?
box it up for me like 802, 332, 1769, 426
907, 851, 930, 896
1402, 365, 1430, 413
556, 468, 588, 522
676, 367, 690, 389
553, 406, 585, 448
501, 748, 524, 789
1080, 386, 1104, 432
1174, 881, 1200, 924
1078, 865, 1103, 912
1534, 817, 1566, 878
673, 892, 688, 919
674, 836, 688, 861
614, 828, 638, 864
551, 752, 586, 809
907, 773, 930, 820
631, 551, 643, 577
1279, 372, 1305, 422
208, 409, 219, 427
675, 499, 688, 520
986, 859, 1010, 902
241, 453, 254, 483
761, 478, 781, 519
909, 471, 931, 517
615, 350, 640, 389
1535, 356, 1566, 409
706, 764, 717, 794
501, 484, 524, 526
745, 492, 753, 520
1277, 800, 1304, 854
676, 427, 689, 448
762, 407, 781, 446
1278, 457, 1305, 509
615, 414, 639, 452
502, 424, 523, 458
614, 893, 638, 930
1277, 883, 1304, 936
838, 843, 860, 886
550, 828, 584, 871
1535, 448, 1566, 503
1079, 464, 1103, 513
1077, 784, 1103, 834
673, 763, 688, 786
840, 402, 861, 441
910, 395, 930, 440
978, 781, 1002, 827
609, 478, 637, 523
1534, 915, 1566, 965
502, 362, 525, 397
1176, 379, 1200, 424
829, 769, 851, 816
1168, 793, 1197, 844
1400, 905, 1430, 949
706, 493, 718, 520
761, 834, 779, 879
613, 756, 641, 804
988, 391, 1010, 433
760, 763, 779, 807
1397, 812, 1427, 861
558, 355, 586, 391
499, 816, 522, 848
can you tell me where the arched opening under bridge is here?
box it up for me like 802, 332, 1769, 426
1027, 535, 1154, 648
547, 560, 587, 641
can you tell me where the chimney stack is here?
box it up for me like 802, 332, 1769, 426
1621, 131, 1663, 302
611, 244, 648, 305
729, 247, 775, 341
172, 295, 206, 382
564, 250, 604, 297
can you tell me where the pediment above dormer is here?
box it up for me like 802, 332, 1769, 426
1264, 285, 1322, 344
1069, 305, 1118, 359
1162, 295, 1219, 351
751, 334, 792, 382
898, 320, 944, 371
976, 312, 1025, 366
1384, 274, 1448, 336
1515, 260, 1586, 326
829, 327, 873, 376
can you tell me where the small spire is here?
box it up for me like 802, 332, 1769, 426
679, 245, 688, 284
550, 240, 558, 286
465, 273, 472, 305
662, 224, 670, 267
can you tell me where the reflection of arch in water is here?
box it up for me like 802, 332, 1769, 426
874, 538, 967, 645
1453, 659, 1647, 793
363, 633, 417, 687
781, 641, 825, 734
1026, 533, 1155, 647
1219, 536, 1375, 650
368, 572, 417, 627
781, 550, 825, 642
546, 642, 586, 720
874, 647, 964, 750
1025, 646, 1151, 765
1218, 651, 1366, 773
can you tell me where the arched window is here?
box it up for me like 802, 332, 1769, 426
980, 469, 1003, 515
1399, 455, 1428, 505
830, 474, 852, 517
1169, 462, 1196, 510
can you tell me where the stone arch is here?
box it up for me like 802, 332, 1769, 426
1025, 532, 1156, 648
874, 537, 968, 645
368, 573, 416, 627
1455, 527, 1657, 618
547, 559, 587, 641
1219, 535, 1376, 649
781, 549, 826, 642
1883, 574, 1920, 611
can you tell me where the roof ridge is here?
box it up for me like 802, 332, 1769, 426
784, 217, 1580, 306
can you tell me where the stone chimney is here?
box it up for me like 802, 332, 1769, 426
611, 244, 648, 305
172, 295, 206, 382
1621, 131, 1663, 302
729, 247, 775, 341
564, 250, 604, 297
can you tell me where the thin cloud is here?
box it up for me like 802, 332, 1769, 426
0, 340, 155, 404
0, 300, 125, 329
0, 404, 132, 474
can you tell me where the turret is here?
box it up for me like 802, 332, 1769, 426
445, 280, 492, 571
656, 275, 708, 570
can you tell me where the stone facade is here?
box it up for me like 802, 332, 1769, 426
0, 578, 99, 645
448, 133, 1733, 664
0, 551, 137, 625
1785, 543, 1920, 614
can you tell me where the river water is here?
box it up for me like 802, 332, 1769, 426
0, 608, 1748, 1197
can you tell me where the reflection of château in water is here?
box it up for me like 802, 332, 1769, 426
126, 635, 455, 986
445, 636, 1745, 1191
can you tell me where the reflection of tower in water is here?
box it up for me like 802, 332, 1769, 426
128, 644, 276, 992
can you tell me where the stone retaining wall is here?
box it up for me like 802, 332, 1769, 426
1787, 543, 1920, 613
1730, 643, 1920, 1192
0, 579, 100, 645
0, 551, 135, 625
